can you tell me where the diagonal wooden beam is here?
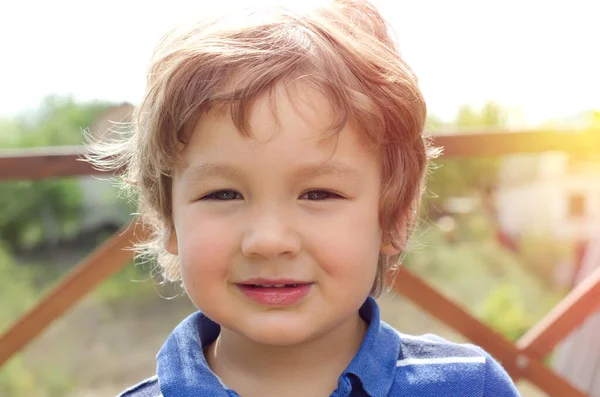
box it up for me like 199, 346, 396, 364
388, 267, 590, 397
1, 130, 598, 181
517, 265, 600, 360
0, 222, 142, 367
387, 267, 518, 367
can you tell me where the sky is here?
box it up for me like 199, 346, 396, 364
0, 0, 598, 126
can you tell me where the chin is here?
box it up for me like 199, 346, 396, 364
249, 328, 314, 346
241, 316, 320, 347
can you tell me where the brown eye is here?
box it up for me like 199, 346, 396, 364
301, 190, 342, 200
201, 190, 243, 201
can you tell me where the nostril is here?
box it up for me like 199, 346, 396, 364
241, 228, 301, 259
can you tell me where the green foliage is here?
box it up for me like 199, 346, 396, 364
2, 96, 112, 149
425, 102, 505, 213
517, 233, 574, 287
93, 261, 159, 304
0, 96, 113, 249
0, 357, 71, 397
0, 244, 73, 397
0, 244, 36, 331
404, 212, 561, 340
0, 179, 83, 249
478, 284, 534, 341
425, 114, 444, 132
0, 245, 35, 395
0, 358, 37, 397
0, 243, 158, 396
0, 248, 42, 395
455, 102, 506, 127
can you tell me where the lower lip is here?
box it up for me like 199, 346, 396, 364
237, 284, 312, 306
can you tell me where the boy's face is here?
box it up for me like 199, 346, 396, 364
168, 83, 384, 346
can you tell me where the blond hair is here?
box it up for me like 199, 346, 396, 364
89, 0, 438, 297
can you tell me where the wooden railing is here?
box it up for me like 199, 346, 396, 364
1, 129, 599, 397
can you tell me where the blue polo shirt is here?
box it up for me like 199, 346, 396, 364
119, 297, 521, 396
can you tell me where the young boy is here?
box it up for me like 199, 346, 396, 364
94, 0, 521, 395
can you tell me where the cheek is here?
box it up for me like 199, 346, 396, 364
176, 215, 236, 288
310, 201, 381, 280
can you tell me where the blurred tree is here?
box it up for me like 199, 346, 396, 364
424, 114, 444, 132
403, 214, 560, 340
0, 244, 73, 396
15, 96, 111, 147
0, 243, 37, 395
478, 283, 534, 341
425, 102, 505, 218
0, 96, 113, 250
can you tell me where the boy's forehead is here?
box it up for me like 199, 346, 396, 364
171, 77, 381, 173
175, 84, 379, 172
200, 80, 339, 143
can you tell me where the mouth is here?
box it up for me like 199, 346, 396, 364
242, 283, 305, 288
236, 280, 313, 306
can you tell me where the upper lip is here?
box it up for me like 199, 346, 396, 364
237, 278, 312, 285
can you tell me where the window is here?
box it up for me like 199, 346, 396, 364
568, 194, 586, 218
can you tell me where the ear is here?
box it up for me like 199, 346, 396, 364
380, 241, 401, 255
165, 227, 179, 255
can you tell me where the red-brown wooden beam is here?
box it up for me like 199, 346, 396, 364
0, 223, 142, 367
517, 265, 600, 360
434, 129, 600, 158
0, 145, 118, 181
1, 130, 599, 181
388, 267, 590, 397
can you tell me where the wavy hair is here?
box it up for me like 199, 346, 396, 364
88, 0, 439, 297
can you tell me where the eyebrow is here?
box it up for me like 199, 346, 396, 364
180, 163, 241, 182
293, 160, 360, 181
180, 160, 360, 182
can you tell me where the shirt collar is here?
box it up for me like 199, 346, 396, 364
157, 297, 400, 397
343, 297, 401, 396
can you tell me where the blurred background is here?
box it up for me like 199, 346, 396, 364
0, 0, 599, 396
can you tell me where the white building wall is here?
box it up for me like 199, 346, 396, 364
495, 153, 600, 241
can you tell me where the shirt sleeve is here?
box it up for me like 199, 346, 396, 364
482, 352, 522, 397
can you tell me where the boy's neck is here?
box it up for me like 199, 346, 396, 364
204, 311, 368, 397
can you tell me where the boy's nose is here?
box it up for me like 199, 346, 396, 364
241, 214, 301, 260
